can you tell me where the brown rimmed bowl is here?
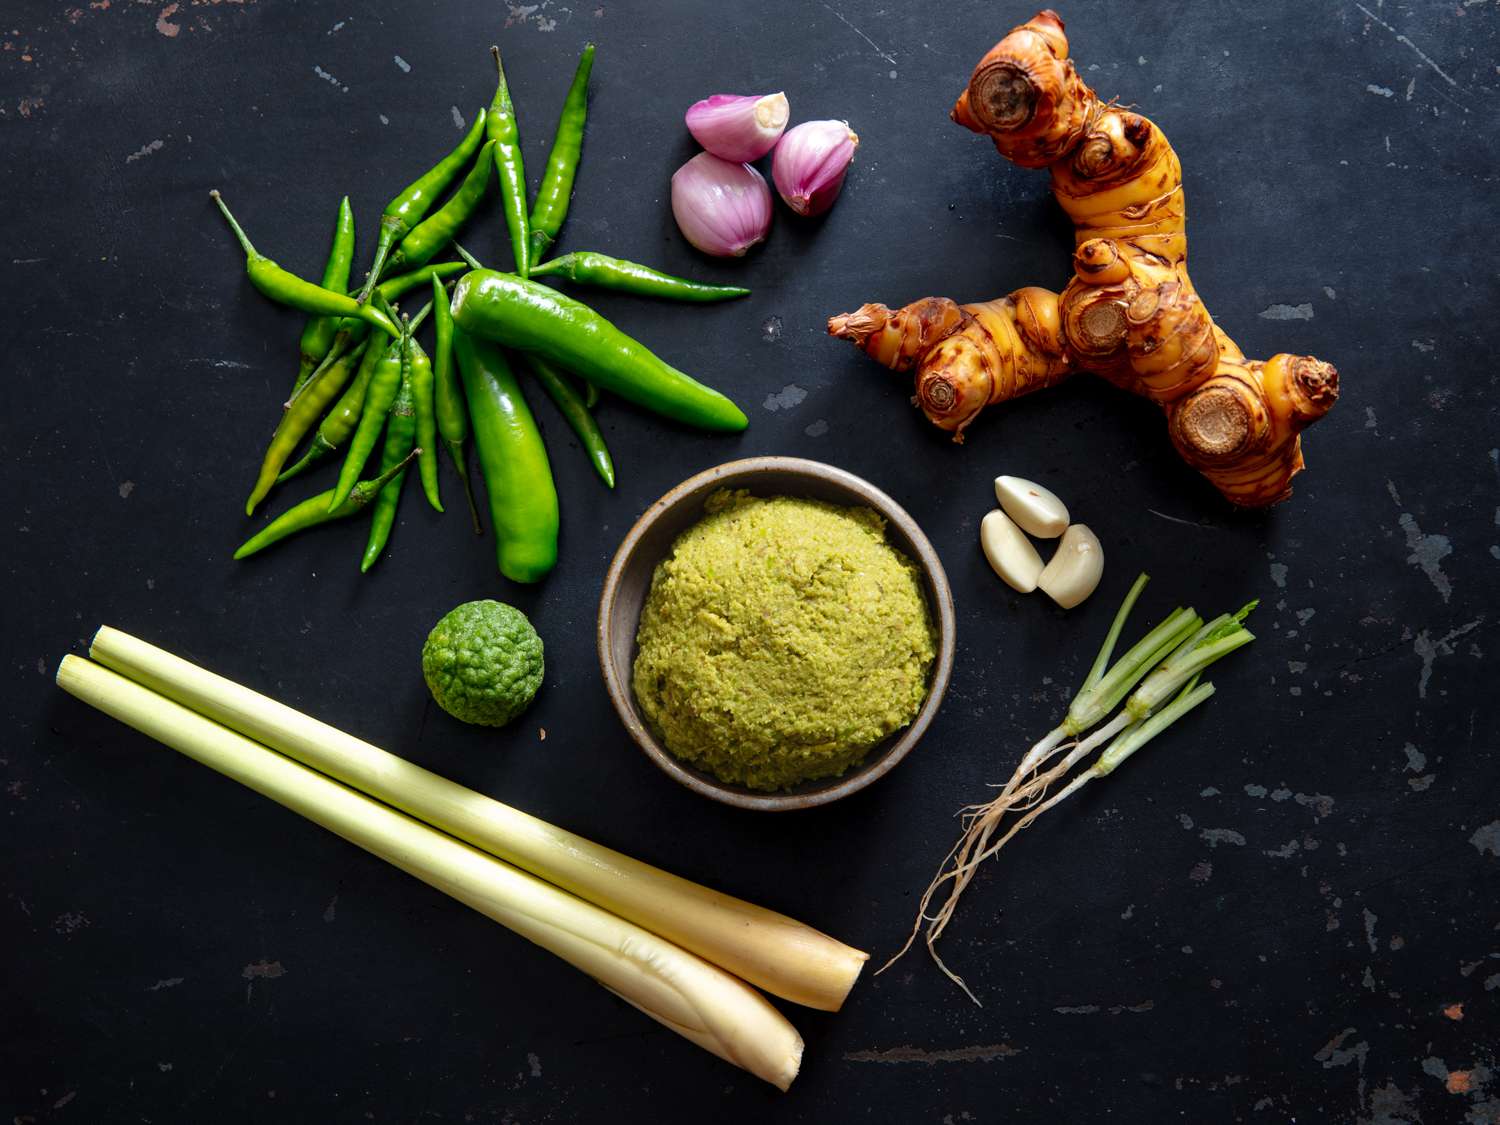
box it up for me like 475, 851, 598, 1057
596, 456, 956, 812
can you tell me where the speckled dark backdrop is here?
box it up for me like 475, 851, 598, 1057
3, 1, 1497, 1121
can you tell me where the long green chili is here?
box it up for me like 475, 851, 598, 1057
487, 48, 531, 277
408, 335, 442, 512
383, 142, 495, 278
521, 353, 615, 488
450, 269, 747, 431
356, 110, 487, 303
210, 191, 398, 340
529, 250, 749, 302
430, 273, 481, 533
277, 333, 386, 484
294, 195, 356, 396
330, 323, 408, 511
247, 338, 371, 515
233, 452, 418, 560
528, 43, 595, 263
361, 342, 418, 572
455, 328, 558, 582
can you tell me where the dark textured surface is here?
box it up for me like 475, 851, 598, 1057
3, 2, 1497, 1121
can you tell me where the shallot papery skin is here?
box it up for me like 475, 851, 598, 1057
772, 119, 859, 217
685, 93, 789, 163
670, 152, 772, 258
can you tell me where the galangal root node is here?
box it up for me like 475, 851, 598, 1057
828, 9, 1339, 507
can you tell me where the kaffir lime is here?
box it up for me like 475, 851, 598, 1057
422, 600, 544, 727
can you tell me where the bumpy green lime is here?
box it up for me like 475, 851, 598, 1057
422, 600, 544, 727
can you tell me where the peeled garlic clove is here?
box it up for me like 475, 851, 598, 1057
994, 475, 1069, 538
670, 152, 773, 258
771, 120, 859, 217
980, 509, 1044, 593
685, 92, 789, 163
1037, 524, 1104, 610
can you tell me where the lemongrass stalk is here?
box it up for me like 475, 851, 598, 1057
56, 656, 804, 1089
88, 626, 866, 1011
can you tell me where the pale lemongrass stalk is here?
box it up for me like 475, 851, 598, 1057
56, 656, 804, 1090
88, 627, 865, 1012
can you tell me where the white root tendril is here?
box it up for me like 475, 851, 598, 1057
879, 714, 1134, 1003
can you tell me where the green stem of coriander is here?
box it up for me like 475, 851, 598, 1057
1127, 604, 1257, 720
1094, 682, 1217, 777
1078, 573, 1150, 697
1064, 607, 1200, 736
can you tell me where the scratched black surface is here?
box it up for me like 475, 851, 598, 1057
3, 2, 1497, 1122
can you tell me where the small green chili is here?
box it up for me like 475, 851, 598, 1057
294, 195, 356, 396
355, 110, 487, 303
210, 191, 398, 339
247, 338, 371, 514
277, 333, 386, 484
528, 43, 595, 263
528, 250, 749, 303
383, 142, 495, 278
361, 343, 418, 572
487, 48, 531, 278
521, 353, 615, 488
430, 273, 481, 533
233, 451, 417, 560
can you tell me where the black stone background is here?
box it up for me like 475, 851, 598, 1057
3, 2, 1497, 1121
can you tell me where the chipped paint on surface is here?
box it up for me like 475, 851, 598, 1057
1259, 303, 1314, 320
1387, 480, 1453, 601
125, 139, 164, 163
155, 3, 180, 37
1470, 820, 1500, 857
763, 384, 807, 412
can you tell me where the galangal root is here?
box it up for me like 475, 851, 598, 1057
828, 10, 1339, 507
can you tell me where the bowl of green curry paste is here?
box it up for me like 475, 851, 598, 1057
598, 457, 956, 811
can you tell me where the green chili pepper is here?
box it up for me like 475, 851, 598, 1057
233, 451, 418, 561
361, 344, 419, 572
356, 110, 487, 303
330, 326, 409, 511
454, 328, 559, 583
246, 338, 371, 514
349, 260, 468, 302
528, 43, 595, 263
487, 48, 531, 278
521, 353, 614, 488
276, 332, 386, 484
306, 261, 471, 404
383, 142, 495, 278
450, 270, 747, 432
431, 273, 481, 533
407, 335, 442, 513
209, 191, 399, 340
293, 195, 357, 396
528, 250, 749, 303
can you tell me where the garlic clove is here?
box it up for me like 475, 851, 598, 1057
670, 152, 773, 258
980, 509, 1044, 593
685, 93, 789, 163
771, 120, 859, 217
1037, 524, 1104, 610
994, 475, 1069, 538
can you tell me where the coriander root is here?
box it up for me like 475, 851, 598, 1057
829, 9, 1339, 507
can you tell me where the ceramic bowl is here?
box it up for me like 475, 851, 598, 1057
596, 456, 956, 811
